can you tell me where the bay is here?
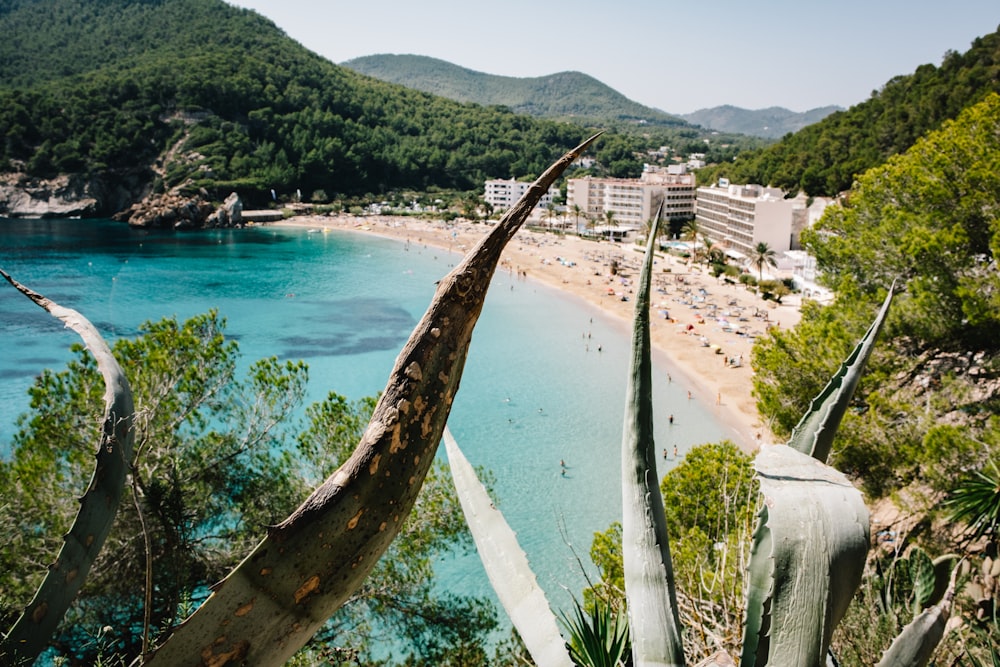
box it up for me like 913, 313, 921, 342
0, 217, 725, 624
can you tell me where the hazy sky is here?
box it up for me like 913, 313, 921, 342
226, 0, 999, 114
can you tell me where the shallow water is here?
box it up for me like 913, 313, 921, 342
0, 217, 726, 617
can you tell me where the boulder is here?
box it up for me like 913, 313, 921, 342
205, 192, 243, 228
114, 192, 214, 229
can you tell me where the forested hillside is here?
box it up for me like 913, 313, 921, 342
0, 0, 603, 211
342, 54, 688, 128
700, 26, 1000, 196
341, 54, 766, 155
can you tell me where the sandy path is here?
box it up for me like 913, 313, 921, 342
267, 214, 803, 452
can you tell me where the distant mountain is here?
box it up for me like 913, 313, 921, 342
678, 105, 843, 139
341, 54, 691, 130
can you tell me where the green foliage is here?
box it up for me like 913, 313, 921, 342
945, 457, 1000, 542
588, 443, 755, 660
0, 311, 492, 665
560, 598, 632, 667
659, 441, 756, 540
700, 28, 1000, 195
805, 93, 1000, 351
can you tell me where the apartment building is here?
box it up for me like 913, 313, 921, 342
694, 181, 807, 258
483, 178, 559, 212
566, 165, 696, 234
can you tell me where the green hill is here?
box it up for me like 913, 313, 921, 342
0, 0, 599, 214
341, 53, 690, 129
701, 25, 1000, 195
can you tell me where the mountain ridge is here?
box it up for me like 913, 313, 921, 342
341, 53, 839, 138
678, 104, 844, 139
340, 53, 692, 129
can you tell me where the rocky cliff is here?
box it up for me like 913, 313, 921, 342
1, 170, 244, 230
0, 171, 151, 219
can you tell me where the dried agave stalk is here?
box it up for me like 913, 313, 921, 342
1, 270, 135, 665
142, 134, 601, 666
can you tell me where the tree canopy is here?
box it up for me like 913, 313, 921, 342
753, 93, 1000, 499
0, 311, 495, 665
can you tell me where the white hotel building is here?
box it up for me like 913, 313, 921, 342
483, 178, 559, 213
566, 165, 697, 235
694, 181, 810, 259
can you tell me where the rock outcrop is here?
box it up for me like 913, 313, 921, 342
0, 171, 153, 218
113, 190, 244, 229
205, 192, 243, 227
0, 168, 243, 230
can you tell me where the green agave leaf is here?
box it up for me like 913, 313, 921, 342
739, 504, 774, 667
1, 270, 135, 665
443, 427, 573, 667
787, 284, 895, 463
876, 561, 958, 667
740, 444, 870, 667
620, 206, 685, 667
144, 134, 603, 666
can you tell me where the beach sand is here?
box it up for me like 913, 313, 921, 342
269, 214, 803, 452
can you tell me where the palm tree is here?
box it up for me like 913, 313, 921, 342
681, 219, 701, 261
750, 241, 778, 281
571, 203, 584, 235
544, 202, 556, 233
603, 210, 617, 241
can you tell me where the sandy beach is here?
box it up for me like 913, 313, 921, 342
269, 214, 803, 452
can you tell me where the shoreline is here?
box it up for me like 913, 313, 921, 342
267, 214, 804, 452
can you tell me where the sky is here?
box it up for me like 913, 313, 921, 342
225, 0, 1000, 114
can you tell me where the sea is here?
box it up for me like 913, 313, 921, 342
0, 217, 727, 630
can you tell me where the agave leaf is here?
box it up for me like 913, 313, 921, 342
620, 206, 685, 667
876, 561, 958, 667
144, 134, 602, 666
1, 270, 135, 665
739, 503, 774, 667
443, 427, 573, 667
787, 284, 895, 463
740, 444, 870, 667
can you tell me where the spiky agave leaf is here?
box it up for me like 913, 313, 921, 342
875, 561, 958, 667
1, 270, 135, 665
143, 134, 602, 666
740, 290, 894, 666
786, 284, 895, 463
619, 206, 685, 667
739, 444, 870, 667
443, 427, 573, 667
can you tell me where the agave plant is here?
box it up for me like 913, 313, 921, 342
444, 209, 958, 666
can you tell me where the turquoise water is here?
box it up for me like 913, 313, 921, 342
0, 217, 726, 617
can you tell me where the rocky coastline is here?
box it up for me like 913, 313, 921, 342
0, 171, 243, 229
